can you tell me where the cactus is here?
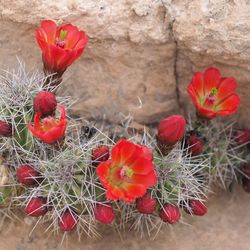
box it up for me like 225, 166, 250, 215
187, 118, 247, 189
0, 60, 248, 239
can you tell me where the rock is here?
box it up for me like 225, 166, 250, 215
0, 1, 178, 125
0, 0, 250, 126
171, 0, 250, 127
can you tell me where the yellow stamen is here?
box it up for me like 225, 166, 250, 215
210, 88, 218, 96
125, 168, 134, 178
59, 30, 68, 40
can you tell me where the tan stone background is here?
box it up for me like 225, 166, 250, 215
0, 2, 250, 249
0, 0, 249, 126
1, 187, 250, 250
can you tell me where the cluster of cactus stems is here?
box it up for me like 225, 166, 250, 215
186, 118, 248, 189
0, 19, 248, 240
0, 62, 248, 238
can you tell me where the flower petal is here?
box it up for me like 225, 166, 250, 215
111, 140, 137, 165
123, 183, 146, 200
39, 20, 57, 44
130, 158, 154, 175
197, 106, 217, 118
188, 72, 204, 101
216, 94, 240, 116
41, 127, 64, 144
96, 161, 111, 187
106, 188, 119, 200
59, 24, 81, 49
74, 31, 88, 49
216, 77, 238, 102
106, 186, 125, 201
131, 171, 157, 187
203, 67, 221, 93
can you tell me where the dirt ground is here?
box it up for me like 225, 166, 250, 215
0, 185, 250, 250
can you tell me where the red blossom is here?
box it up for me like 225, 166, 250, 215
188, 135, 203, 156
159, 204, 180, 224
59, 209, 78, 232
96, 140, 157, 202
34, 91, 57, 116
35, 20, 88, 74
24, 197, 48, 217
157, 115, 186, 147
187, 67, 240, 119
94, 204, 115, 224
136, 192, 157, 214
16, 165, 41, 186
28, 105, 67, 144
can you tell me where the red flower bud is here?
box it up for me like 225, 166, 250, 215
24, 197, 48, 217
234, 129, 250, 145
59, 209, 78, 232
188, 135, 203, 156
94, 204, 115, 224
159, 204, 180, 224
92, 146, 110, 166
16, 165, 41, 186
136, 192, 157, 214
0, 120, 12, 137
34, 91, 57, 116
157, 115, 186, 147
186, 200, 207, 216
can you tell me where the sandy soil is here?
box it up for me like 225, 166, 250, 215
0, 185, 250, 250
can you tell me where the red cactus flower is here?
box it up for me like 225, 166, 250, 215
34, 91, 57, 116
0, 120, 12, 137
96, 140, 157, 202
28, 105, 67, 144
94, 204, 115, 224
159, 204, 180, 224
234, 129, 250, 145
186, 200, 207, 216
59, 209, 78, 232
187, 67, 240, 119
157, 115, 186, 147
92, 145, 110, 166
24, 197, 48, 217
188, 135, 203, 156
35, 20, 88, 74
136, 192, 157, 214
16, 165, 41, 186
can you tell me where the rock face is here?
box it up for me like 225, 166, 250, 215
170, 0, 250, 127
0, 0, 250, 126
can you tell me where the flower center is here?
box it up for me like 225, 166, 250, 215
120, 165, 134, 179
203, 88, 218, 107
56, 30, 68, 48
41, 117, 60, 131
210, 88, 218, 96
